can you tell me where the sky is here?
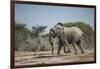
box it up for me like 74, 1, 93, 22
15, 4, 95, 33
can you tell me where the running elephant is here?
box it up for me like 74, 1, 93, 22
49, 23, 84, 55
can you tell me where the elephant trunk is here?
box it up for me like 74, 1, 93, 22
49, 33, 53, 46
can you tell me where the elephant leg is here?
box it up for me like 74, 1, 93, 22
77, 40, 84, 54
64, 39, 71, 53
63, 45, 70, 53
72, 43, 78, 55
51, 45, 54, 55
57, 42, 63, 55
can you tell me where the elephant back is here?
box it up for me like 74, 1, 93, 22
64, 26, 84, 43
64, 26, 83, 35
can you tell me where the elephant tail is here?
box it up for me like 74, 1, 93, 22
82, 33, 87, 38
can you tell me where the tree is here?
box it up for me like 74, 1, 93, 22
15, 22, 48, 51
15, 22, 30, 51
32, 25, 47, 37
31, 25, 47, 51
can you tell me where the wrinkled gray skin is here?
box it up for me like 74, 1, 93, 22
49, 23, 84, 55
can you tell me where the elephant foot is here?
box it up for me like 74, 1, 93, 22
34, 53, 37, 56
68, 49, 71, 53
51, 52, 53, 55
81, 51, 84, 54
57, 52, 60, 56
64, 51, 71, 53
64, 50, 71, 54
34, 52, 38, 56
74, 52, 78, 55
57, 54, 61, 56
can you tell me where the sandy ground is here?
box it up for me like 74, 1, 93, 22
15, 49, 95, 67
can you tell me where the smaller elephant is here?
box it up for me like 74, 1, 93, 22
49, 23, 84, 55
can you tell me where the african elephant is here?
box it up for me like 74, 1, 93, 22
49, 23, 84, 55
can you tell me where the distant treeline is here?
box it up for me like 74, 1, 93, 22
15, 21, 94, 51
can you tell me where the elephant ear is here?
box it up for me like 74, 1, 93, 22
57, 22, 64, 30
49, 29, 56, 38
57, 22, 63, 26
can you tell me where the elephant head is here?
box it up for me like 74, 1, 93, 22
49, 23, 64, 46
49, 22, 64, 45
